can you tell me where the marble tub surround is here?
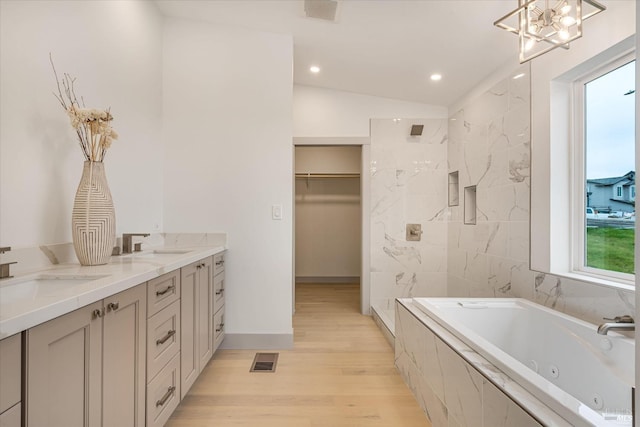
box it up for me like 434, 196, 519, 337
0, 242, 226, 338
446, 65, 635, 325
395, 299, 574, 427
370, 118, 449, 312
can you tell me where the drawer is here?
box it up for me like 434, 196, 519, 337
146, 352, 180, 427
147, 300, 180, 382
0, 403, 20, 427
214, 306, 225, 351
0, 334, 21, 414
213, 272, 225, 314
147, 270, 180, 317
213, 252, 225, 276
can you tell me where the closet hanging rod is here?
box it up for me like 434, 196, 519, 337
295, 173, 360, 179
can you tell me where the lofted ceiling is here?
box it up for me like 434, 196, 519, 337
155, 1, 524, 107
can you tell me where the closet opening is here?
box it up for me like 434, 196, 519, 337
294, 145, 363, 312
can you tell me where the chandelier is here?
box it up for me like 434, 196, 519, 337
494, 0, 606, 63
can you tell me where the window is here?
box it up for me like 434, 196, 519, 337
576, 57, 635, 280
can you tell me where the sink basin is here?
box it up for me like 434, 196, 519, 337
0, 274, 110, 302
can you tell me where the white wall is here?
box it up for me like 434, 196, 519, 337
0, 0, 164, 248
162, 18, 294, 345
294, 85, 447, 137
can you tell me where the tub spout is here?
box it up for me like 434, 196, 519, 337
597, 315, 635, 335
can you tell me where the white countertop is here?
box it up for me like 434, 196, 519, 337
0, 245, 226, 339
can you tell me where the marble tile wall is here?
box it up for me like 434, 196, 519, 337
370, 118, 449, 310
447, 65, 634, 325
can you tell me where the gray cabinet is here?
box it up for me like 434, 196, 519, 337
180, 257, 213, 399
213, 251, 226, 351
146, 270, 181, 427
26, 284, 146, 427
0, 333, 22, 427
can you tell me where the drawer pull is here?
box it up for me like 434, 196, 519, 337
215, 288, 225, 295
156, 284, 175, 297
156, 329, 176, 346
156, 386, 176, 407
215, 323, 225, 332
215, 260, 224, 266
107, 302, 119, 312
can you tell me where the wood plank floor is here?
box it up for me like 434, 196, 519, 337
167, 283, 430, 427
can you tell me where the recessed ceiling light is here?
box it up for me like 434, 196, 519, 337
310, 65, 320, 73
430, 74, 442, 81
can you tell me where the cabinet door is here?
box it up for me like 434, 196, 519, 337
26, 301, 103, 427
102, 284, 147, 427
197, 257, 213, 370
0, 333, 21, 414
180, 261, 199, 398
213, 272, 225, 315
147, 300, 181, 381
147, 270, 180, 317
0, 403, 20, 427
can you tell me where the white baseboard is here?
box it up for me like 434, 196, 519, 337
219, 333, 294, 350
295, 276, 360, 283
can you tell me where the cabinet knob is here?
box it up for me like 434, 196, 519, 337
107, 302, 119, 312
92, 308, 105, 319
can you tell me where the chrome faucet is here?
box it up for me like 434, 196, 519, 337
122, 234, 150, 254
0, 247, 17, 279
597, 315, 635, 335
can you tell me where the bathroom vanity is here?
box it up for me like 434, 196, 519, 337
0, 244, 227, 427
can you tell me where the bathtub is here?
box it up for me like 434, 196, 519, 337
413, 298, 634, 426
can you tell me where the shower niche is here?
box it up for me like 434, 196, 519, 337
448, 171, 459, 206
464, 185, 477, 225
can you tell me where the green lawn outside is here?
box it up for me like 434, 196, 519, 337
586, 227, 635, 274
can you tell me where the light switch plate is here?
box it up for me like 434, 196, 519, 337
272, 204, 283, 220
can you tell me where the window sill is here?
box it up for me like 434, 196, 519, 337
547, 270, 635, 293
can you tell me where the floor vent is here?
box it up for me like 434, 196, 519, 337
250, 352, 279, 373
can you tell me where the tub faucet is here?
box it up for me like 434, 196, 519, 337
122, 233, 150, 254
597, 315, 635, 335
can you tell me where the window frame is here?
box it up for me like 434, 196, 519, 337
571, 52, 636, 284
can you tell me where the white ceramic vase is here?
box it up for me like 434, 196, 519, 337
72, 161, 116, 265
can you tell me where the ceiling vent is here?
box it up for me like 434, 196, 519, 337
410, 125, 424, 136
304, 0, 338, 21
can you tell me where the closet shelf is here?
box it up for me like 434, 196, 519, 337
295, 173, 360, 179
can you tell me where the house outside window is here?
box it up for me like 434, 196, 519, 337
578, 57, 635, 279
